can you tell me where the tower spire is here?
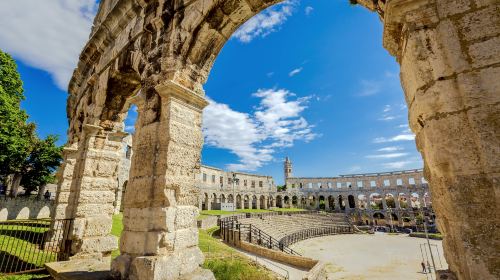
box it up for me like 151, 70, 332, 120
284, 156, 292, 181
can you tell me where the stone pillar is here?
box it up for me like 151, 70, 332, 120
69, 125, 125, 260
270, 197, 276, 208
46, 145, 79, 248
381, 197, 388, 210
111, 82, 213, 279
384, 1, 500, 279
255, 197, 260, 210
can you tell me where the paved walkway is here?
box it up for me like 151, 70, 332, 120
291, 233, 448, 280
234, 247, 308, 280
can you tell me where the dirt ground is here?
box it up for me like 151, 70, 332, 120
291, 233, 448, 280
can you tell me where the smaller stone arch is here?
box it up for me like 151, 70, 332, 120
236, 194, 242, 209
276, 195, 283, 208
385, 193, 396, 209
338, 195, 345, 211
319, 195, 326, 210
347, 194, 356, 209
17, 207, 30, 220
327, 195, 335, 210
357, 194, 367, 209
369, 193, 382, 210
259, 195, 266, 209
292, 195, 298, 207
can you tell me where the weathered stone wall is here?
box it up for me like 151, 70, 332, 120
0, 198, 53, 221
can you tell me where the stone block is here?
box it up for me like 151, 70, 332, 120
83, 215, 113, 237
436, 0, 471, 18
123, 207, 176, 232
77, 191, 115, 204
74, 204, 114, 217
120, 230, 165, 255
458, 5, 500, 42
468, 36, 500, 68
173, 228, 199, 250
130, 255, 180, 280
78, 235, 117, 254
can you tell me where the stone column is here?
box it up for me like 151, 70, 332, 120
69, 125, 125, 260
111, 82, 213, 279
46, 145, 79, 248
381, 197, 388, 210
384, 1, 500, 279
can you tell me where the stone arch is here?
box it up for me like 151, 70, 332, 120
252, 195, 258, 209
17, 207, 30, 220
236, 194, 242, 209
338, 195, 345, 211
369, 193, 382, 210
244, 194, 250, 209
284, 195, 290, 207
227, 194, 234, 204
276, 195, 283, 208
291, 195, 298, 207
347, 194, 356, 209
398, 193, 409, 209
410, 192, 421, 209
327, 195, 335, 210
385, 193, 396, 209
259, 195, 266, 209
357, 194, 367, 209
319, 195, 326, 210
37, 206, 51, 219
373, 212, 385, 226
220, 193, 226, 204
55, 1, 500, 279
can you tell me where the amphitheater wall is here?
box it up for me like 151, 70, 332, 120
239, 241, 318, 270
0, 198, 53, 221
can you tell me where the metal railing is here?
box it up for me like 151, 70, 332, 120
280, 226, 352, 247
0, 218, 73, 274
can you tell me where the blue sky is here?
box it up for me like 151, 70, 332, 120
0, 0, 423, 184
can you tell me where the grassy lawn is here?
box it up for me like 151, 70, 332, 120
272, 207, 304, 212
0, 221, 56, 272
111, 214, 277, 280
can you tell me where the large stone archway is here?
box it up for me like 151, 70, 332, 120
52, 0, 499, 279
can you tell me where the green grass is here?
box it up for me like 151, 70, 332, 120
234, 209, 271, 213
0, 274, 50, 280
0, 222, 57, 272
200, 210, 236, 216
272, 207, 304, 212
111, 215, 277, 280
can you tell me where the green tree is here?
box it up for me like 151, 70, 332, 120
21, 135, 63, 196
0, 49, 35, 196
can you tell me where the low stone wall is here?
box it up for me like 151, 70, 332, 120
0, 197, 53, 221
302, 261, 329, 280
239, 241, 318, 270
197, 216, 218, 229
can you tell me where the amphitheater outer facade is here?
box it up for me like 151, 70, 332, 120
198, 160, 431, 227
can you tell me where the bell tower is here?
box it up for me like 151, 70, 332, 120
284, 157, 293, 181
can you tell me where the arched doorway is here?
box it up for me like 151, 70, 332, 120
319, 195, 326, 210
276, 195, 283, 208
328, 195, 335, 210
292, 196, 298, 207
338, 195, 345, 211
347, 195, 356, 209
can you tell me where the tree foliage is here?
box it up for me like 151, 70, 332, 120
0, 49, 63, 196
21, 135, 63, 195
0, 49, 34, 176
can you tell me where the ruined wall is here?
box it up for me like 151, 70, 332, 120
0, 198, 53, 221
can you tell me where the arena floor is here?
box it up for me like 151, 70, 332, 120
291, 233, 448, 280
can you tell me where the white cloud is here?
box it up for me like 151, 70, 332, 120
377, 146, 403, 152
358, 80, 382, 96
305, 6, 314, 16
266, 72, 275, 78
373, 133, 415, 143
288, 67, 303, 77
233, 1, 298, 43
203, 89, 317, 171
382, 161, 413, 169
366, 153, 409, 159
0, 0, 98, 90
